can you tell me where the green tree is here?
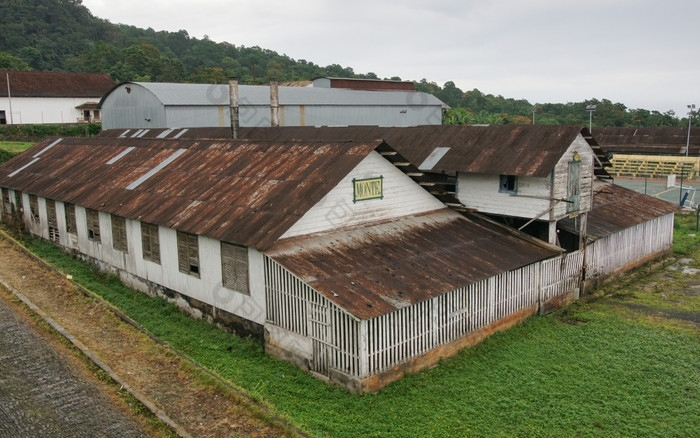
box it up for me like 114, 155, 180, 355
187, 66, 227, 84
0, 51, 31, 70
18, 47, 45, 70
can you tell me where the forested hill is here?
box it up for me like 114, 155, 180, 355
0, 0, 685, 126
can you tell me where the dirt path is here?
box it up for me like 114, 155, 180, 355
0, 234, 300, 438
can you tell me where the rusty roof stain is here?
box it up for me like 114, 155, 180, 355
559, 179, 679, 240
593, 127, 700, 155
0, 70, 115, 98
0, 136, 377, 250
101, 125, 609, 178
267, 209, 561, 320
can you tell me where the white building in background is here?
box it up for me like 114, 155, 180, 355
99, 79, 446, 130
0, 70, 115, 124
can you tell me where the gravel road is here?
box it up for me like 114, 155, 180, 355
0, 292, 148, 438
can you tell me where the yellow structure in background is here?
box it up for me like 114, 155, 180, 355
609, 154, 700, 179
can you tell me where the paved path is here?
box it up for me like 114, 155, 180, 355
0, 233, 299, 438
0, 293, 147, 438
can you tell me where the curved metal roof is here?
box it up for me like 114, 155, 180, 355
100, 82, 445, 108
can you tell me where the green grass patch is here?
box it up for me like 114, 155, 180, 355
0, 147, 18, 165
14, 233, 700, 438
673, 211, 700, 256
0, 141, 34, 154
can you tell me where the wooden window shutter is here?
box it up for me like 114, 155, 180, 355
65, 203, 77, 234
221, 242, 249, 295
29, 194, 39, 221
47, 199, 60, 243
177, 231, 200, 277
1, 188, 10, 213
111, 215, 128, 253
141, 222, 160, 264
86, 209, 100, 242
567, 160, 581, 212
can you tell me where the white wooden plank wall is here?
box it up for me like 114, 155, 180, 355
264, 257, 360, 376
540, 251, 584, 301
264, 253, 585, 379
585, 214, 674, 280
366, 257, 581, 376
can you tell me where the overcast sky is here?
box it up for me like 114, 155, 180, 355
82, 0, 699, 117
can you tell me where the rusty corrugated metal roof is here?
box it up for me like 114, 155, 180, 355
0, 136, 377, 250
558, 179, 679, 240
267, 209, 561, 320
100, 125, 604, 178
0, 70, 115, 98
593, 127, 700, 155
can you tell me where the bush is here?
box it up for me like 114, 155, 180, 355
0, 148, 16, 164
0, 123, 101, 141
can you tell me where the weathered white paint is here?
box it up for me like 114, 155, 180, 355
5, 191, 672, 390
586, 213, 674, 281
26, 197, 266, 325
457, 173, 552, 219
455, 134, 595, 222
264, 256, 361, 377
281, 151, 446, 239
264, 250, 582, 381
550, 135, 595, 220
0, 96, 101, 124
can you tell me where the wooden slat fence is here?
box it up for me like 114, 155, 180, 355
265, 257, 361, 376
585, 213, 674, 280
265, 250, 583, 379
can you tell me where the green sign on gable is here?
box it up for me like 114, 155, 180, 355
353, 176, 383, 203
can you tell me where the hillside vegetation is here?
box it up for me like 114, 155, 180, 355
0, 0, 688, 127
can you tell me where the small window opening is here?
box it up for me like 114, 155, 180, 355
499, 175, 518, 194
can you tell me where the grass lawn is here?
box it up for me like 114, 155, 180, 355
0, 141, 34, 154
12, 215, 700, 438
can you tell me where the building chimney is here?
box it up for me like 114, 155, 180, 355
270, 78, 279, 128
228, 77, 239, 139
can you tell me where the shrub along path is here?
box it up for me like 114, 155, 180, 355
0, 233, 302, 438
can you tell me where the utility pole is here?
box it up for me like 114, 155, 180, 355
686, 104, 695, 156
586, 104, 596, 132
6, 73, 14, 124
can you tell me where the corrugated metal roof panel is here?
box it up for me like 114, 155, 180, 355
593, 127, 700, 155
105, 125, 591, 177
0, 136, 378, 250
558, 179, 679, 239
267, 209, 561, 319
0, 70, 115, 98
